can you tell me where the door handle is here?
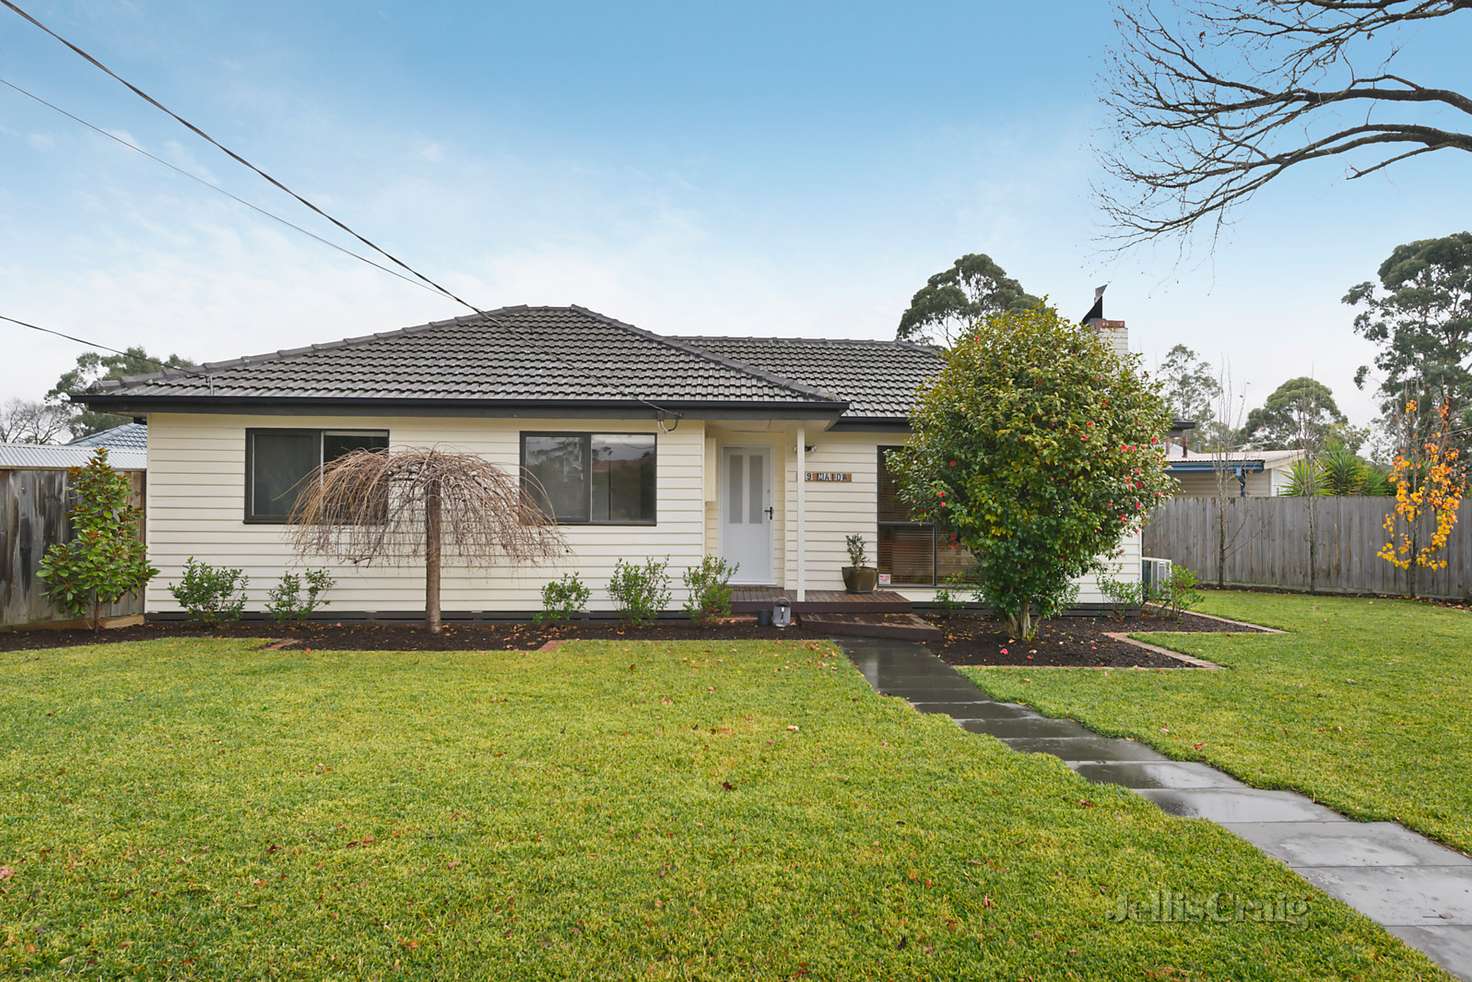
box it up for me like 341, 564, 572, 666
764, 506, 775, 519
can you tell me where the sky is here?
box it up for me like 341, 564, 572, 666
2, 0, 1469, 428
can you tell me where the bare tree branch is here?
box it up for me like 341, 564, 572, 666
286, 447, 566, 632
1099, 0, 1472, 247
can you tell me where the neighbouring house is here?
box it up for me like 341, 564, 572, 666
0, 421, 148, 472
1, 422, 148, 627
76, 305, 1142, 619
1165, 447, 1307, 497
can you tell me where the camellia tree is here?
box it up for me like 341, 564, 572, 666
891, 305, 1175, 640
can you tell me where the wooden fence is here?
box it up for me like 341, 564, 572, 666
1, 468, 147, 627
1143, 496, 1472, 600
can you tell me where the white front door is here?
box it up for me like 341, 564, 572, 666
721, 446, 773, 584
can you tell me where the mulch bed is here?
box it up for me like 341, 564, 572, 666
0, 617, 834, 653
3, 609, 1268, 665
930, 611, 1267, 669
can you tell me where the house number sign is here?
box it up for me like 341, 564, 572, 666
804, 471, 852, 482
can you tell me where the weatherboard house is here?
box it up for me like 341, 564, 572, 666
79, 306, 1140, 618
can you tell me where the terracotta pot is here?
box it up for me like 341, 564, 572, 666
842, 566, 879, 594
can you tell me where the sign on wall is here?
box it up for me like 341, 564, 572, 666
804, 471, 852, 483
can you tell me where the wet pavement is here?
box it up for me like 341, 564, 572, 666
841, 638, 1472, 980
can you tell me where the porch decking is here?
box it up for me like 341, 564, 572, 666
731, 587, 913, 614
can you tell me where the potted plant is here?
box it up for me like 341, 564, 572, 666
841, 533, 879, 594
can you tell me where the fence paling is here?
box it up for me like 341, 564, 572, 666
1, 468, 147, 626
1142, 496, 1471, 600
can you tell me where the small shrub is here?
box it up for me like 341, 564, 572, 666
266, 568, 335, 624
608, 557, 672, 628
536, 573, 591, 625
845, 534, 869, 568
683, 556, 738, 624
932, 572, 973, 621
169, 558, 249, 626
1158, 565, 1203, 619
1096, 573, 1144, 620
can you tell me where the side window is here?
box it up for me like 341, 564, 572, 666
522, 433, 656, 525
245, 429, 388, 522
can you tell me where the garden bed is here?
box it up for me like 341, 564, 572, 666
0, 616, 834, 653
930, 610, 1268, 668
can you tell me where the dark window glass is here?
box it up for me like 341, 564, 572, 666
324, 431, 388, 462
247, 429, 388, 522
522, 433, 657, 524
877, 446, 975, 586
592, 434, 656, 523
249, 431, 320, 521
523, 434, 590, 523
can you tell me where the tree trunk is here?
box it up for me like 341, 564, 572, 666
425, 480, 442, 633
91, 594, 101, 633
1006, 605, 1034, 641
1216, 504, 1227, 588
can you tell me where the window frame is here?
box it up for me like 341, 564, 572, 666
876, 445, 964, 587
519, 431, 658, 527
243, 427, 389, 525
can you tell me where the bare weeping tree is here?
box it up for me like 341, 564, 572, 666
1100, 1, 1472, 246
288, 448, 565, 633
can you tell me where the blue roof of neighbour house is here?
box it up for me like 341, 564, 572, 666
69, 421, 148, 449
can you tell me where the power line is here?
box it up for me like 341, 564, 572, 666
0, 312, 213, 382
0, 0, 480, 316
0, 77, 446, 300
1, 0, 680, 419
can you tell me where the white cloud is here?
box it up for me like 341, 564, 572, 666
417, 141, 445, 163
27, 132, 56, 151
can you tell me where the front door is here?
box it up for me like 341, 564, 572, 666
721, 446, 773, 584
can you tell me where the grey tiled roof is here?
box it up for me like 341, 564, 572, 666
69, 421, 148, 449
87, 306, 844, 410
679, 336, 942, 419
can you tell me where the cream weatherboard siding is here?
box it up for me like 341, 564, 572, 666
1172, 469, 1282, 498
778, 431, 1140, 603
145, 412, 1140, 615
145, 412, 707, 615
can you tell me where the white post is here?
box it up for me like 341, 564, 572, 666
796, 426, 806, 602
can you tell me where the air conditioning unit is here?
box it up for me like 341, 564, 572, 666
1141, 557, 1173, 593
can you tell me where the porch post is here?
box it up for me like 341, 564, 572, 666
796, 427, 806, 602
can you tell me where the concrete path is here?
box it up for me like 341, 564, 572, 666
841, 638, 1472, 980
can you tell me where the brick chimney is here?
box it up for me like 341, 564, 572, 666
1081, 285, 1128, 357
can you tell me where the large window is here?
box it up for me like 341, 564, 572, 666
521, 432, 656, 525
245, 429, 388, 523
877, 446, 974, 586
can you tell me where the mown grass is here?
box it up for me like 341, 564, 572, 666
965, 591, 1472, 857
0, 635, 1440, 978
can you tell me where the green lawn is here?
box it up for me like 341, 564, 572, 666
0, 636, 1440, 978
965, 591, 1472, 857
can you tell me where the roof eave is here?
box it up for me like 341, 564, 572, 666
78, 392, 850, 420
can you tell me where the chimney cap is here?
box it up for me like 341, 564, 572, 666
1081, 284, 1108, 324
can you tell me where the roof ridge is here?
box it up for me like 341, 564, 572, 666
680, 333, 941, 353
568, 305, 846, 406
89, 306, 530, 393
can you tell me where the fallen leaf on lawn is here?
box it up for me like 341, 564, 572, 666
721, 781, 736, 791
0, 866, 13, 880
1192, 742, 1206, 751
786, 724, 800, 732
